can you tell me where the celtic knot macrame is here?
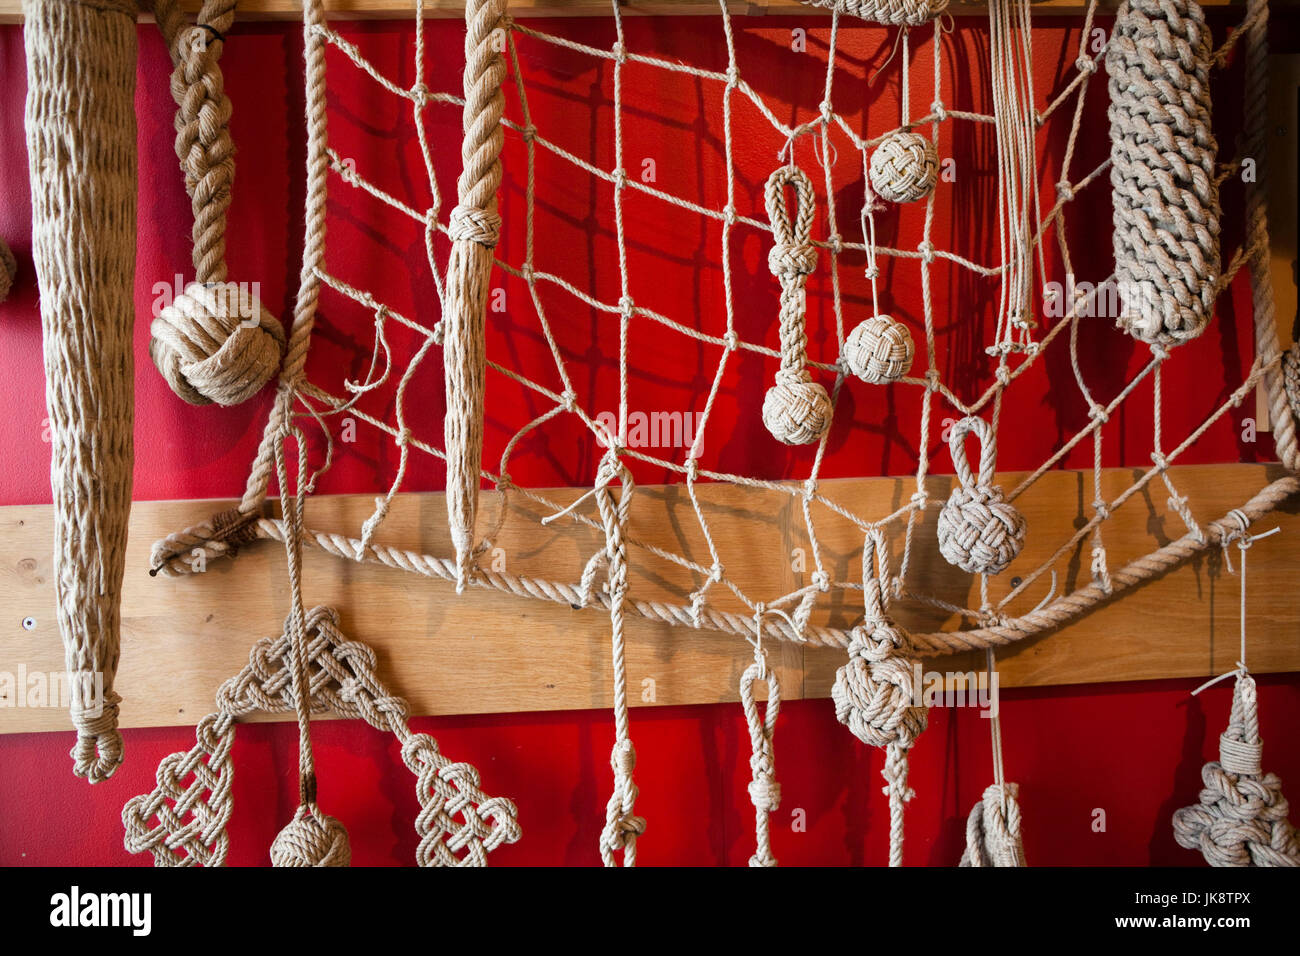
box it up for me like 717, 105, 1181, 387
122, 606, 521, 866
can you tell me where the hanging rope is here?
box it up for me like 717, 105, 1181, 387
799, 0, 947, 27
832, 529, 927, 865
25, 0, 138, 783
937, 416, 1026, 575
148, 0, 286, 407
740, 628, 781, 867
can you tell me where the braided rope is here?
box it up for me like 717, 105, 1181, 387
741, 644, 781, 867
762, 165, 831, 446
958, 783, 1026, 866
148, 0, 285, 407
800, 0, 948, 27
25, 0, 138, 783
936, 416, 1026, 576
122, 605, 521, 867
1108, 0, 1220, 347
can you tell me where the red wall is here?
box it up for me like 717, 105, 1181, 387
1, 13, 1298, 866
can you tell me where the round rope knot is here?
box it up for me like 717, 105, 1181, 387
832, 634, 927, 751
936, 416, 1025, 575
270, 806, 351, 867
0, 236, 16, 302
767, 241, 818, 278
150, 280, 285, 406
843, 314, 915, 384
448, 204, 502, 247
748, 773, 782, 812
763, 376, 832, 445
869, 131, 939, 204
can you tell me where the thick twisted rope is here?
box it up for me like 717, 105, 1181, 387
741, 641, 781, 867
595, 452, 647, 866
122, 604, 522, 867
1108, 0, 1220, 347
148, 0, 285, 407
24, 0, 137, 783
1173, 675, 1300, 866
799, 0, 948, 27
832, 529, 927, 866
445, 0, 509, 593
762, 164, 831, 446
959, 783, 1026, 866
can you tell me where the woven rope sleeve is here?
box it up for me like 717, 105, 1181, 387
444, 0, 509, 593
122, 606, 521, 867
800, 0, 948, 27
1107, 0, 1220, 348
23, 0, 138, 784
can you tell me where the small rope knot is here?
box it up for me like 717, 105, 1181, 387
767, 241, 818, 278
1151, 451, 1170, 473
70, 688, 123, 784
722, 329, 740, 350
1092, 498, 1111, 521
931, 100, 948, 122
748, 774, 781, 812
560, 388, 577, 412
832, 628, 927, 751
843, 314, 915, 384
869, 131, 939, 204
270, 805, 351, 867
1088, 401, 1109, 424
917, 239, 936, 264
448, 204, 502, 247
150, 281, 286, 407
1075, 54, 1097, 74
936, 416, 1026, 575
812, 569, 831, 591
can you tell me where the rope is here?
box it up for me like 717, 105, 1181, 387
831, 529, 927, 865
1108, 0, 1220, 348
740, 634, 781, 867
936, 416, 1026, 575
24, 0, 138, 783
800, 0, 948, 27
959, 783, 1027, 866
148, 0, 285, 407
444, 0, 509, 592
761, 164, 831, 446
122, 605, 522, 867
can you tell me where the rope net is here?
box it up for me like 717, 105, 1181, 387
141, 0, 1297, 865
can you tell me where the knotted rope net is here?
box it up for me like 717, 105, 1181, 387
144, 0, 1296, 864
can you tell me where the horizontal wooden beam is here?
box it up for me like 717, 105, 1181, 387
2, 462, 1297, 735
0, 0, 1274, 25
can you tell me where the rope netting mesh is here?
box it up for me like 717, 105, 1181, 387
152, 0, 1294, 657
133, 0, 1300, 867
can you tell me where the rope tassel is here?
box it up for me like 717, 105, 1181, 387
445, 0, 509, 593
25, 0, 138, 783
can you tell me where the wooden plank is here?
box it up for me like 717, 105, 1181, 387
2, 462, 1298, 734
0, 0, 1275, 24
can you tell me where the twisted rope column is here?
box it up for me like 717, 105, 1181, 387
24, 0, 137, 783
445, 0, 509, 592
740, 641, 781, 867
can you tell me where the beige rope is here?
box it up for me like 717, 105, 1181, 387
761, 164, 831, 446
740, 638, 781, 867
936, 416, 1026, 576
832, 529, 927, 866
24, 0, 137, 783
444, 0, 509, 592
148, 0, 285, 407
844, 314, 914, 384
1173, 675, 1299, 866
959, 783, 1026, 866
800, 0, 948, 27
1108, 0, 1220, 347
121, 605, 522, 867
0, 235, 16, 301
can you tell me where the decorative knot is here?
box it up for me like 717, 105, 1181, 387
767, 241, 818, 278
1075, 55, 1097, 74
869, 131, 939, 204
448, 204, 502, 247
936, 416, 1026, 575
960, 783, 1027, 866
832, 625, 927, 751
150, 281, 286, 407
270, 805, 352, 867
70, 688, 123, 784
799, 0, 948, 28
843, 314, 915, 384
748, 774, 782, 812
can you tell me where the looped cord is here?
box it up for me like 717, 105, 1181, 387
740, 637, 782, 867
936, 416, 1027, 575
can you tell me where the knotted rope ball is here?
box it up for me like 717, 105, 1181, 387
1173, 675, 1300, 866
936, 416, 1026, 575
150, 281, 286, 406
843, 314, 915, 384
0, 236, 15, 302
762, 165, 832, 445
1107, 0, 1220, 347
869, 131, 939, 204
271, 805, 352, 867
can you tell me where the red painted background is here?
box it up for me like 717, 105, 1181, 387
1, 12, 1298, 866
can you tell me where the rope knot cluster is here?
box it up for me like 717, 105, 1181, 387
936, 416, 1026, 575
799, 0, 948, 27
270, 805, 352, 867
1107, 0, 1220, 347
761, 164, 832, 446
843, 314, 915, 384
869, 131, 939, 204
1173, 675, 1300, 866
959, 783, 1027, 866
